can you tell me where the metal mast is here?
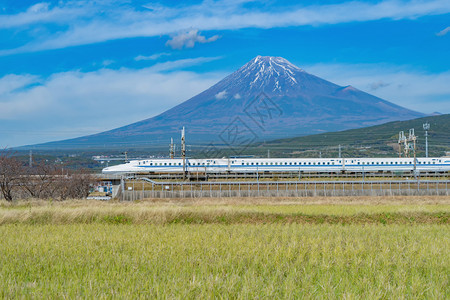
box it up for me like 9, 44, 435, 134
398, 131, 406, 157
181, 127, 186, 179
170, 138, 174, 159
423, 122, 430, 157
408, 129, 417, 174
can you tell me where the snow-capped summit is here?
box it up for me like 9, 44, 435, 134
237, 56, 302, 92
215, 55, 340, 96
29, 56, 424, 149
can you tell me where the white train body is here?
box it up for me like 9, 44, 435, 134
102, 157, 450, 174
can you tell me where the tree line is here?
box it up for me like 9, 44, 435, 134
0, 150, 95, 201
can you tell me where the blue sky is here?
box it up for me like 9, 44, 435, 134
0, 0, 449, 147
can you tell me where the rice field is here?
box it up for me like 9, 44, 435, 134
0, 196, 449, 298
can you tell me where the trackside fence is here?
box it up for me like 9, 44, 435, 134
121, 180, 449, 200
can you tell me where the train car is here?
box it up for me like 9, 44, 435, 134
102, 157, 450, 174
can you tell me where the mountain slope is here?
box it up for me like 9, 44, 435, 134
27, 56, 424, 149
255, 114, 449, 158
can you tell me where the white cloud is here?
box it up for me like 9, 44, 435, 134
148, 56, 223, 72
134, 52, 171, 61
166, 29, 220, 49
215, 90, 228, 100
1, 0, 450, 55
0, 74, 39, 94
0, 1, 89, 29
233, 93, 241, 99
369, 81, 390, 91
0, 59, 226, 147
303, 63, 450, 114
436, 26, 450, 36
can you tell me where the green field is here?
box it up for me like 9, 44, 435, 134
1, 197, 449, 298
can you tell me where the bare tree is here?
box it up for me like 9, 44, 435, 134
20, 162, 59, 199
69, 170, 94, 198
0, 150, 23, 201
1, 150, 95, 201
52, 168, 95, 200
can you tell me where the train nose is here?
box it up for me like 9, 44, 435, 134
102, 167, 112, 174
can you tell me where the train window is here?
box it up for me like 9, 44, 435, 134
150, 163, 153, 166
242, 163, 244, 165
256, 162, 259, 165
289, 162, 292, 165
179, 163, 181, 166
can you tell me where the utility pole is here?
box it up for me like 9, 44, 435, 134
267, 149, 270, 158
181, 127, 186, 179
338, 145, 341, 158
170, 138, 174, 159
29, 150, 33, 168
408, 129, 417, 175
398, 131, 406, 157
423, 122, 430, 157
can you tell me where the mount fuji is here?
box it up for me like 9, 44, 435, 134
28, 56, 424, 149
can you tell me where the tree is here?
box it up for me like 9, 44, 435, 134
0, 150, 23, 201
20, 162, 59, 199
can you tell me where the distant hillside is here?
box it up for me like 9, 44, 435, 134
256, 114, 449, 158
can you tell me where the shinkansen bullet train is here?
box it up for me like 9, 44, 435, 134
102, 157, 450, 174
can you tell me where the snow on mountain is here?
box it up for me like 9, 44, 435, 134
26, 56, 425, 149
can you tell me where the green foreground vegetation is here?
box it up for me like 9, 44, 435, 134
1, 197, 449, 298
